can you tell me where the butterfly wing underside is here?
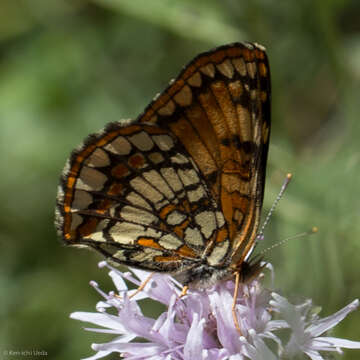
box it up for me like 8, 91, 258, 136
55, 42, 271, 276
138, 42, 271, 268
56, 121, 227, 272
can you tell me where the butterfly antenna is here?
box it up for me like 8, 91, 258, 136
257, 173, 293, 241
259, 227, 318, 256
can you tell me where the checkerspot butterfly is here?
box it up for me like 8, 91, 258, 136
55, 42, 271, 288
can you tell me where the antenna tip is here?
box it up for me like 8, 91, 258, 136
311, 226, 318, 234
286, 173, 293, 180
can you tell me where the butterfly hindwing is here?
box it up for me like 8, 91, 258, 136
56, 122, 229, 272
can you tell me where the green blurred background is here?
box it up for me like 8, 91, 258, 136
1, 0, 359, 359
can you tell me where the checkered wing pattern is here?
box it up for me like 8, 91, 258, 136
55, 42, 271, 281
56, 122, 226, 272
138, 43, 270, 268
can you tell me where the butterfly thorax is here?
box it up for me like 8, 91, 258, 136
173, 263, 231, 289
174, 256, 263, 289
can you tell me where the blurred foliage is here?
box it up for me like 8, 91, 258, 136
0, 0, 359, 359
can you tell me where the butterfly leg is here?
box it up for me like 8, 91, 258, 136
128, 273, 154, 299
232, 271, 243, 336
180, 285, 189, 298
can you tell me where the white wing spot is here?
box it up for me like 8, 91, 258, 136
158, 234, 183, 249
232, 58, 247, 77
126, 192, 152, 210
149, 152, 165, 164
178, 168, 199, 187
160, 168, 183, 192
131, 248, 163, 262
70, 213, 83, 231
184, 227, 204, 247
130, 177, 163, 203
217, 59, 234, 79
121, 205, 158, 225
105, 136, 132, 155
166, 210, 186, 225
143, 228, 162, 239
152, 134, 174, 151
246, 62, 257, 79
200, 63, 215, 78
154, 198, 171, 211
109, 222, 162, 244
195, 211, 216, 239
215, 211, 225, 227
72, 190, 93, 210
158, 100, 176, 116
109, 222, 144, 245
143, 170, 175, 200
188, 186, 206, 203
85, 148, 110, 167
171, 153, 189, 164
174, 85, 192, 107
128, 131, 154, 151
187, 72, 202, 87
207, 240, 230, 266
76, 167, 107, 191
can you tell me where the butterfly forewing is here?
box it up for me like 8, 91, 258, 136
55, 42, 271, 284
137, 42, 270, 268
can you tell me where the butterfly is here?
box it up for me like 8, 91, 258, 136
55, 42, 271, 290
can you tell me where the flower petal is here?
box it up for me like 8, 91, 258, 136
82, 350, 112, 360
94, 341, 165, 357
311, 336, 360, 351
209, 286, 241, 353
244, 333, 278, 360
302, 348, 324, 360
202, 348, 230, 360
306, 299, 359, 337
270, 293, 305, 337
70, 312, 128, 333
184, 313, 205, 360
108, 269, 128, 292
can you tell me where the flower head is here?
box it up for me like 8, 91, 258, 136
270, 293, 360, 360
71, 262, 360, 360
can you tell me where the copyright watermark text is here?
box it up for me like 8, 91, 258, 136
3, 349, 48, 357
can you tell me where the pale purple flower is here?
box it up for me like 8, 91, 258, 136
270, 293, 360, 360
70, 261, 360, 360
